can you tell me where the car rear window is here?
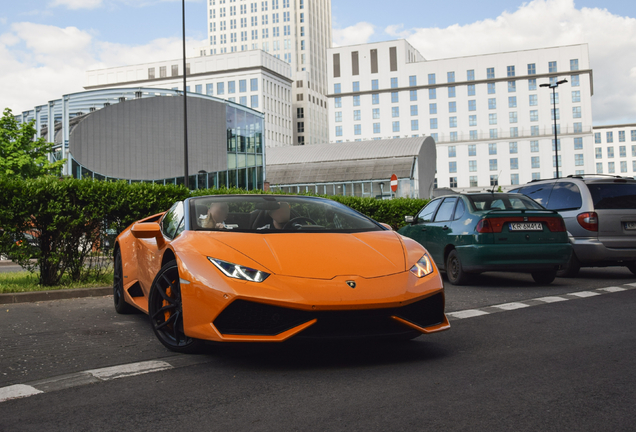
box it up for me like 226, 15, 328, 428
546, 182, 582, 211
587, 183, 636, 209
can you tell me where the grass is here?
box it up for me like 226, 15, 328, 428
0, 270, 113, 294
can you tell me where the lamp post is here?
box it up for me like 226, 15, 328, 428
182, 0, 189, 189
540, 79, 567, 179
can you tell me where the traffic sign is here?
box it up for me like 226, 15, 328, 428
390, 174, 398, 192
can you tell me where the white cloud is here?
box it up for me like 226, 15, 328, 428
49, 0, 103, 10
382, 0, 636, 125
332, 22, 375, 47
0, 22, 203, 114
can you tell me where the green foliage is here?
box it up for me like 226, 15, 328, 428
0, 108, 65, 179
0, 177, 428, 287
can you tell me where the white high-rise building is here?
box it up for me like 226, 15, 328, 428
327, 40, 595, 191
200, 0, 332, 146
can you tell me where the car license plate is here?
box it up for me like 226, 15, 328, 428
509, 222, 543, 231
625, 222, 636, 230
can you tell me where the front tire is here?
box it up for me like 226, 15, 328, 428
532, 270, 557, 285
446, 249, 469, 285
113, 249, 136, 314
148, 260, 205, 353
626, 262, 636, 276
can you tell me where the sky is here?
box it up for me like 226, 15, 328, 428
1, 0, 635, 125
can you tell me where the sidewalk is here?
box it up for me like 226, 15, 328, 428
0, 286, 112, 305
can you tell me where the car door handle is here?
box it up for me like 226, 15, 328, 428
421, 228, 427, 231
442, 226, 449, 230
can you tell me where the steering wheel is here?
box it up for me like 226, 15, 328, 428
283, 216, 317, 229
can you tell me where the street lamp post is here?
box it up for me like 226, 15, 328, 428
540, 79, 567, 179
182, 0, 189, 189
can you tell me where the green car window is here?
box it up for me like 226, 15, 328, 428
434, 198, 457, 222
453, 198, 466, 220
417, 199, 442, 222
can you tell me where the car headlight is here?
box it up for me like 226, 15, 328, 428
208, 257, 270, 283
410, 254, 434, 278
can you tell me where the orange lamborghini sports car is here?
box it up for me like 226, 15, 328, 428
113, 195, 449, 352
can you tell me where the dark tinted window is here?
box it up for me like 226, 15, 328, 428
162, 201, 184, 239
468, 194, 543, 211
454, 198, 466, 220
587, 183, 636, 209
417, 199, 441, 222
434, 198, 457, 222
546, 182, 582, 210
516, 182, 554, 206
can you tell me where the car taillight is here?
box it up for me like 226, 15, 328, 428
543, 217, 567, 232
476, 219, 492, 233
577, 212, 598, 231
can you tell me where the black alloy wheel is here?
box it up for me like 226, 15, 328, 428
557, 253, 581, 278
446, 249, 468, 285
113, 249, 136, 314
148, 260, 204, 353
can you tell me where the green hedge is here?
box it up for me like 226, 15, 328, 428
0, 177, 427, 286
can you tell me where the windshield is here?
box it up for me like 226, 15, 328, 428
467, 194, 544, 211
189, 195, 383, 233
587, 183, 636, 209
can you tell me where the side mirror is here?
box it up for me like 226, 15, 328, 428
379, 223, 393, 230
404, 215, 415, 224
131, 222, 165, 247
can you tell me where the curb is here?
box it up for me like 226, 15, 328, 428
0, 287, 112, 305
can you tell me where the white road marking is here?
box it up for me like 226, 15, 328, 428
598, 286, 627, 293
447, 309, 490, 319
569, 291, 602, 298
492, 302, 531, 311
0, 384, 43, 403
536, 296, 569, 303
85, 360, 172, 381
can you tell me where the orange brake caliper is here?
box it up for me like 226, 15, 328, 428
163, 286, 173, 324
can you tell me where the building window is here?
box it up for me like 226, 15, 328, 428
429, 88, 436, 99
532, 157, 540, 168
410, 90, 418, 101
619, 131, 626, 142
573, 106, 581, 118
297, 122, 304, 133
509, 112, 518, 123
353, 110, 361, 121
335, 112, 342, 122
250, 78, 258, 91
391, 92, 399, 103
373, 123, 381, 134
529, 79, 537, 91
509, 142, 518, 154
391, 77, 398, 88
409, 75, 417, 86
448, 146, 456, 158
352, 81, 360, 92
297, 107, 304, 119
595, 132, 601, 143
551, 108, 560, 121
411, 105, 418, 116
509, 96, 517, 108
608, 162, 615, 173
621, 161, 628, 173
531, 141, 539, 152
469, 115, 477, 126
528, 63, 536, 75
354, 124, 361, 135
392, 121, 400, 132
597, 163, 603, 174
449, 116, 457, 128
429, 103, 437, 114
570, 59, 579, 71
595, 148, 602, 159
489, 113, 497, 125
217, 82, 225, 95
468, 84, 476, 96
448, 87, 456, 98
488, 83, 496, 94
489, 143, 497, 155
334, 83, 341, 94
608, 147, 615, 158
510, 127, 519, 138
430, 118, 438, 129
372, 94, 379, 104
531, 126, 539, 136
469, 160, 477, 172
575, 154, 584, 166
573, 123, 582, 133
487, 67, 495, 79
467, 69, 475, 81
507, 65, 515, 77
206, 83, 213, 95
449, 161, 457, 173
353, 95, 360, 106
490, 175, 498, 186
450, 177, 458, 188
511, 174, 519, 185
488, 98, 496, 109
508, 81, 516, 92
373, 108, 380, 119
449, 101, 456, 113
530, 110, 539, 122
470, 176, 478, 187
392, 107, 399, 118
250, 95, 258, 108
334, 97, 342, 108
371, 79, 379, 90
468, 145, 476, 156
607, 132, 614, 143
572, 91, 581, 103
574, 137, 583, 150
468, 100, 476, 111
411, 119, 419, 131
335, 126, 342, 136
549, 61, 557, 73
447, 71, 455, 83
529, 94, 538, 106
571, 75, 580, 86
490, 129, 498, 139
510, 158, 519, 170
428, 73, 436, 85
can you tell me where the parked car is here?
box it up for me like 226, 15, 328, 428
114, 194, 449, 353
510, 175, 636, 277
398, 193, 572, 285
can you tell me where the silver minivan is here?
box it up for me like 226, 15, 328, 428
510, 175, 636, 276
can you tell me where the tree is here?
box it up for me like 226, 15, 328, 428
0, 108, 65, 179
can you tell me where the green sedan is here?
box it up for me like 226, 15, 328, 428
398, 193, 572, 285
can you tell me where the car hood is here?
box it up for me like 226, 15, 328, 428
199, 231, 407, 279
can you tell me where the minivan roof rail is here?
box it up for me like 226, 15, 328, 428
529, 174, 632, 183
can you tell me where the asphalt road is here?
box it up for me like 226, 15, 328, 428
1, 267, 635, 431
